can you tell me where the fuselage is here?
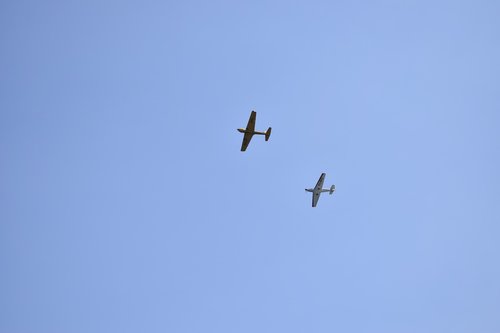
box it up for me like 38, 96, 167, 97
306, 188, 330, 193
238, 128, 266, 135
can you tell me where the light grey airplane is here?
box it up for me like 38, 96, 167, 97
305, 173, 335, 207
237, 110, 271, 151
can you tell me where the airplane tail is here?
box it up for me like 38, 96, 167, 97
329, 185, 335, 194
265, 127, 272, 141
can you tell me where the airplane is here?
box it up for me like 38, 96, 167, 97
305, 173, 335, 207
237, 110, 272, 151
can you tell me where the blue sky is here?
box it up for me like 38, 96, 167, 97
1, 1, 500, 332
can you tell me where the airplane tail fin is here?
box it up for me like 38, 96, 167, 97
329, 185, 335, 195
265, 127, 272, 141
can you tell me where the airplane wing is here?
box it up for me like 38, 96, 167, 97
312, 192, 321, 207
246, 111, 256, 132
240, 132, 253, 151
314, 173, 326, 191
240, 111, 256, 151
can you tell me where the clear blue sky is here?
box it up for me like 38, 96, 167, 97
1, 1, 500, 332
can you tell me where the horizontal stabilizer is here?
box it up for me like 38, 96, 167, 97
329, 184, 335, 194
265, 127, 272, 141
